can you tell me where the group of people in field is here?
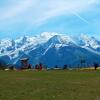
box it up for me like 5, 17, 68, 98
22, 63, 99, 70
35, 63, 44, 70
22, 63, 47, 71
2, 58, 99, 71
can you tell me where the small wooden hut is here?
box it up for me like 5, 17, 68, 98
20, 58, 29, 69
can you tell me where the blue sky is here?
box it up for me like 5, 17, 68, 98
0, 0, 100, 39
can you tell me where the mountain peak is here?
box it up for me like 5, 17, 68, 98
47, 35, 63, 45
40, 32, 59, 39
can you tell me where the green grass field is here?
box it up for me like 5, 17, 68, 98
0, 70, 100, 100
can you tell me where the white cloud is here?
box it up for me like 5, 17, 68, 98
0, 0, 97, 32
29, 0, 97, 25
0, 0, 97, 20
0, 0, 37, 21
23, 0, 97, 32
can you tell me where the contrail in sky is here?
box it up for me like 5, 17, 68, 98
71, 11, 89, 24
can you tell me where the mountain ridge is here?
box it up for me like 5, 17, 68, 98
0, 32, 100, 68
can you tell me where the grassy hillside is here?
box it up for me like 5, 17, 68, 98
0, 70, 100, 100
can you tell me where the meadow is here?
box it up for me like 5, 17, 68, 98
0, 69, 100, 100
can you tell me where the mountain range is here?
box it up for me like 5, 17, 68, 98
0, 32, 100, 68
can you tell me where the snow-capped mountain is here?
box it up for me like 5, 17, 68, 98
0, 32, 100, 68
